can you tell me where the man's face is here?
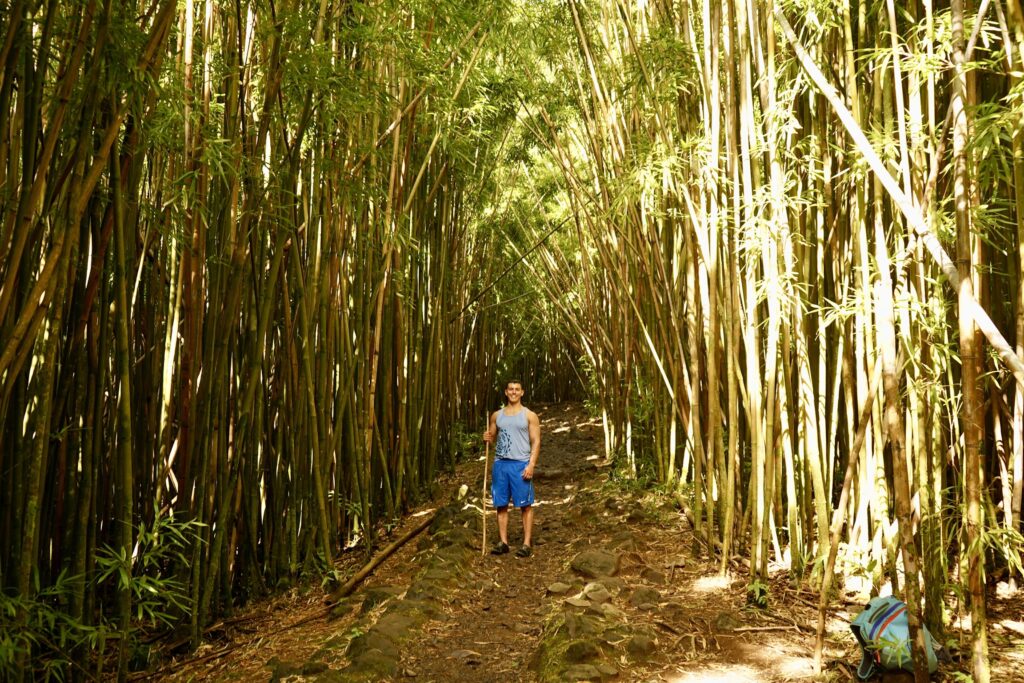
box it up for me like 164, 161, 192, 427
505, 384, 523, 401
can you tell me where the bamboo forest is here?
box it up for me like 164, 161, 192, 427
3, 0, 1024, 680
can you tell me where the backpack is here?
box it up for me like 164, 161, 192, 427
849, 596, 938, 680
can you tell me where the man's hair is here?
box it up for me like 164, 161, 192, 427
506, 379, 523, 388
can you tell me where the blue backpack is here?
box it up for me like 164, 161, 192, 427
850, 596, 938, 680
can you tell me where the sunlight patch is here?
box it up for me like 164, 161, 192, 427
692, 575, 731, 593
777, 654, 816, 678
669, 664, 763, 682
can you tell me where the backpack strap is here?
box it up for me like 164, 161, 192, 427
850, 622, 880, 680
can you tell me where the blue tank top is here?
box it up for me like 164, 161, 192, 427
495, 410, 531, 461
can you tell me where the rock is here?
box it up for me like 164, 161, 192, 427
406, 579, 445, 601
626, 634, 656, 659
534, 467, 566, 480
712, 610, 744, 633
548, 582, 573, 595
566, 597, 591, 608
392, 598, 441, 620
582, 583, 612, 604
597, 603, 625, 619
563, 663, 603, 681
666, 555, 687, 568
641, 568, 667, 585
608, 531, 638, 550
301, 661, 329, 675
603, 496, 625, 512
327, 597, 358, 619
600, 576, 625, 591
564, 639, 601, 663
346, 630, 400, 660
564, 612, 604, 637
374, 612, 421, 642
628, 587, 661, 607
434, 526, 476, 550
599, 625, 631, 646
571, 550, 621, 578
595, 662, 619, 677
422, 567, 456, 582
625, 510, 646, 524
429, 506, 456, 533
360, 585, 404, 614
266, 657, 302, 682
345, 648, 400, 680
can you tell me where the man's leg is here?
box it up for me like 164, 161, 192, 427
521, 505, 533, 547
497, 505, 510, 545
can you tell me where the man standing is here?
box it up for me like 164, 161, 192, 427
483, 380, 541, 557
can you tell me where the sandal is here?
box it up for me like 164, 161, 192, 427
515, 545, 532, 558
490, 541, 510, 555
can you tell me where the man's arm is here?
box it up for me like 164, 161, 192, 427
483, 410, 499, 444
523, 410, 541, 479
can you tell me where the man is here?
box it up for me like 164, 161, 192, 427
483, 379, 541, 557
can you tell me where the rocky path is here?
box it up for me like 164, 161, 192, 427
160, 403, 1022, 682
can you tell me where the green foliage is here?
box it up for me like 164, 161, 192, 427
0, 572, 107, 682
96, 505, 201, 629
746, 579, 770, 609
1, 507, 203, 679
448, 421, 481, 463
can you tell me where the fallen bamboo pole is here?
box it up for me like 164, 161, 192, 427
327, 512, 436, 603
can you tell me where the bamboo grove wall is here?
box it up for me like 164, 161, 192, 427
0, 0, 542, 677
512, 2, 1024, 679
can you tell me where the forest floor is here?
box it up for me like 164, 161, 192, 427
153, 403, 1024, 683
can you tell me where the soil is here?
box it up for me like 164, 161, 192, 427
150, 403, 1024, 682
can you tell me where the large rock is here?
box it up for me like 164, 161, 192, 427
582, 582, 612, 604
712, 610, 743, 633
345, 630, 400, 660
374, 612, 421, 642
343, 648, 400, 680
608, 531, 640, 550
641, 568, 667, 585
571, 550, 621, 578
628, 587, 661, 608
564, 639, 601, 663
266, 657, 302, 682
563, 664, 603, 681
626, 634, 656, 660
564, 612, 604, 638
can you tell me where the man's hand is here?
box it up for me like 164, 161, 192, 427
522, 464, 534, 480
483, 429, 495, 444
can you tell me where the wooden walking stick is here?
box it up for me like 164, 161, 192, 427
481, 425, 490, 556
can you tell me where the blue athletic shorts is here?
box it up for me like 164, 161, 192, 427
491, 458, 534, 508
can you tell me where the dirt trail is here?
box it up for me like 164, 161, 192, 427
159, 403, 1021, 682
382, 403, 819, 682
